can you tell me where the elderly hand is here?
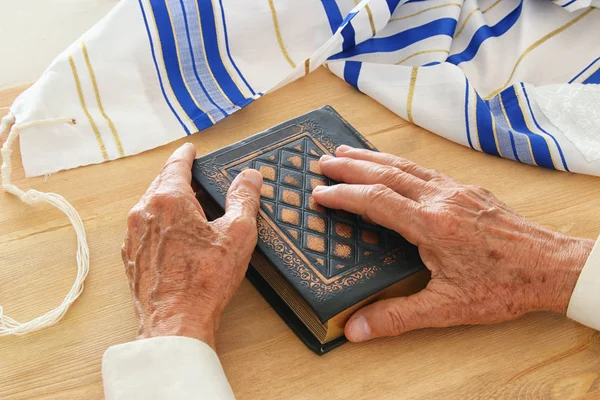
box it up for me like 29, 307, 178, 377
312, 145, 594, 343
121, 143, 263, 349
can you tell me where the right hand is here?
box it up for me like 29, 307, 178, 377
312, 145, 594, 343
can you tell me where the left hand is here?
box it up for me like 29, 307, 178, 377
121, 143, 263, 349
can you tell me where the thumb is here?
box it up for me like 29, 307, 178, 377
218, 169, 263, 233
345, 290, 445, 342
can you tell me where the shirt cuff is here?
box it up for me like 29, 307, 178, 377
567, 236, 600, 331
102, 336, 235, 400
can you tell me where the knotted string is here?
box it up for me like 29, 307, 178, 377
0, 113, 90, 336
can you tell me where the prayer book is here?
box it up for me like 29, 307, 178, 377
192, 106, 428, 354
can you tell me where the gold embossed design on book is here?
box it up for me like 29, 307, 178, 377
200, 122, 418, 300
197, 186, 429, 344
196, 120, 428, 344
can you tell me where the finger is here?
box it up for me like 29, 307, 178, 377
345, 290, 453, 342
159, 142, 197, 188
319, 155, 428, 201
312, 183, 424, 244
215, 169, 263, 245
225, 169, 263, 216
147, 142, 206, 218
336, 145, 440, 182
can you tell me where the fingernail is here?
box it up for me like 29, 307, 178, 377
312, 185, 329, 194
320, 155, 334, 162
241, 169, 263, 190
348, 316, 371, 342
183, 142, 194, 149
337, 145, 352, 152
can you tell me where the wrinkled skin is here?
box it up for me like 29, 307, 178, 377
121, 143, 263, 349
122, 143, 593, 348
312, 145, 594, 342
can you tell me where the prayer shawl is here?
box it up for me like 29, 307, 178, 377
4, 0, 600, 176
1, 0, 600, 335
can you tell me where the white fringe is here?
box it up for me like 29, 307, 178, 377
0, 113, 90, 336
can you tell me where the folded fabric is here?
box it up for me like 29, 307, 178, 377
4, 0, 600, 177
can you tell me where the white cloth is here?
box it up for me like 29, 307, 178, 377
102, 242, 600, 399
5, 0, 600, 177
567, 237, 600, 331
102, 336, 235, 400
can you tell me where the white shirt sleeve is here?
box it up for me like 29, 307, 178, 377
567, 236, 600, 331
102, 336, 235, 400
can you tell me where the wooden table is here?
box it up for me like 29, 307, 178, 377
1, 68, 599, 399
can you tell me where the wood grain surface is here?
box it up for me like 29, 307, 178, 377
1, 68, 599, 399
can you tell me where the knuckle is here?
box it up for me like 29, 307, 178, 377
367, 183, 392, 203
161, 158, 184, 175
464, 184, 480, 193
476, 205, 500, 220
470, 184, 492, 197
446, 186, 471, 202
403, 161, 427, 174
148, 190, 185, 208
403, 164, 421, 176
339, 157, 353, 167
336, 158, 354, 175
379, 166, 403, 186
148, 192, 171, 207
229, 194, 260, 217
379, 151, 399, 163
127, 206, 143, 222
431, 173, 453, 185
330, 156, 349, 168
391, 158, 412, 171
389, 155, 418, 172
231, 188, 259, 204
126, 206, 146, 230
382, 304, 408, 334
228, 214, 257, 234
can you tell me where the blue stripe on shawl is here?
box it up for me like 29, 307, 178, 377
488, 97, 518, 161
138, 0, 191, 134
344, 61, 362, 89
196, 0, 252, 108
499, 88, 555, 168
519, 83, 570, 171
583, 67, 600, 84
386, 0, 402, 14
176, 0, 228, 118
475, 94, 500, 157
340, 11, 357, 50
320, 0, 356, 50
464, 78, 474, 149
447, 1, 523, 65
321, 0, 344, 34
507, 127, 520, 162
329, 18, 457, 60
569, 56, 600, 83
150, 0, 214, 129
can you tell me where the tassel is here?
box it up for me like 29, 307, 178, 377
0, 113, 90, 336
